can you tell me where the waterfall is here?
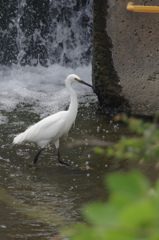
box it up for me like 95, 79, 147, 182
0, 0, 93, 67
49, 0, 93, 67
0, 0, 95, 124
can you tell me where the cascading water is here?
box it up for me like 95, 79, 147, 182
49, 0, 93, 67
0, 0, 92, 67
0, 0, 95, 124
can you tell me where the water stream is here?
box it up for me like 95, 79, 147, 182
0, 96, 129, 240
0, 62, 132, 240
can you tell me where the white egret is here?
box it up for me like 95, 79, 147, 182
13, 74, 93, 166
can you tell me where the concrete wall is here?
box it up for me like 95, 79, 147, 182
93, 0, 159, 115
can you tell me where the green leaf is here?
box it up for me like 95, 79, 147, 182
106, 170, 150, 201
120, 200, 156, 227
94, 147, 105, 155
83, 202, 119, 227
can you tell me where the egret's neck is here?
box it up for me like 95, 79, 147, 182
66, 81, 78, 119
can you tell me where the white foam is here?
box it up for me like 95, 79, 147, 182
0, 64, 96, 123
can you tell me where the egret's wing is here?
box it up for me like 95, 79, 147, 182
34, 111, 67, 139
13, 111, 67, 145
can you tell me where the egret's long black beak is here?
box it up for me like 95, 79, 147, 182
80, 80, 93, 88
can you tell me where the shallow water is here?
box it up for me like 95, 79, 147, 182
1, 65, 158, 239
0, 100, 130, 240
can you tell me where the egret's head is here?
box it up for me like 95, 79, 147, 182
66, 74, 93, 88
66, 74, 81, 83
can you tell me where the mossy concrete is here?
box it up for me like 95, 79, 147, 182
92, 0, 128, 113
93, 0, 159, 115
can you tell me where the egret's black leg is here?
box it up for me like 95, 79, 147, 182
33, 148, 44, 164
57, 148, 70, 166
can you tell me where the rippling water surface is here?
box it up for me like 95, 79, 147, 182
1, 64, 156, 239
0, 74, 128, 239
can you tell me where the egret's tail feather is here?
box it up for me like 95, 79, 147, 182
13, 132, 26, 144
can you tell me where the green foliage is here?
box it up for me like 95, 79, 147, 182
64, 170, 159, 240
64, 116, 159, 240
107, 115, 159, 161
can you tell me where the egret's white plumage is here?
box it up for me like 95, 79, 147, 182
13, 74, 93, 166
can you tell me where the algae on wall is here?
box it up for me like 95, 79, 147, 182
92, 0, 127, 113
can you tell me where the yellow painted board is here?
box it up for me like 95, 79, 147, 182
127, 2, 159, 13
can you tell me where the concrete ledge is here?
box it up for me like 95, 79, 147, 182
93, 0, 159, 116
